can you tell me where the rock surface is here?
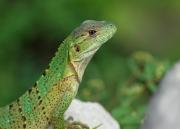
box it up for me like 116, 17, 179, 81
140, 62, 180, 129
48, 99, 120, 129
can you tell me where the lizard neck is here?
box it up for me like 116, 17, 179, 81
70, 54, 94, 82
63, 61, 80, 84
36, 39, 70, 97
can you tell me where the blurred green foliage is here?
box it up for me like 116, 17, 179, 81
0, 0, 179, 129
78, 51, 170, 129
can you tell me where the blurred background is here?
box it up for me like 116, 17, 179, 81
0, 0, 179, 129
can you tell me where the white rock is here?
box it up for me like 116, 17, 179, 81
140, 62, 180, 129
48, 99, 120, 129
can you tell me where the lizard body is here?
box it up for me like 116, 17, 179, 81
0, 20, 117, 129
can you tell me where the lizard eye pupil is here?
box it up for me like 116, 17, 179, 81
88, 30, 96, 36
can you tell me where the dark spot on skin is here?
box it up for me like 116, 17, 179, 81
17, 99, 20, 103
22, 116, 26, 121
74, 44, 80, 52
38, 96, 41, 100
28, 88, 32, 94
9, 104, 13, 109
23, 124, 26, 128
36, 88, 39, 94
42, 106, 45, 110
38, 100, 42, 105
18, 107, 22, 112
16, 99, 21, 111
88, 30, 96, 36
42, 69, 49, 76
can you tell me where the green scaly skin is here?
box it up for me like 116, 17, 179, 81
0, 20, 117, 129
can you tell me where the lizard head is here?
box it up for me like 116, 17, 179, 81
68, 20, 117, 81
69, 20, 117, 61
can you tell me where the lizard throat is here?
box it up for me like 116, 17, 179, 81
69, 61, 81, 84
70, 55, 94, 82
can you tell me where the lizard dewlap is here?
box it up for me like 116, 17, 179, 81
0, 20, 117, 129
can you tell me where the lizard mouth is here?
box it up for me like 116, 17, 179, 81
84, 45, 100, 55
81, 45, 101, 58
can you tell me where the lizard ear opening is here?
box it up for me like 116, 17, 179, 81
74, 44, 81, 52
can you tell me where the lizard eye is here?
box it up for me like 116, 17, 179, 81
88, 30, 96, 36
74, 44, 80, 52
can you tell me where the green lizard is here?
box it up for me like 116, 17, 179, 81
0, 20, 117, 129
